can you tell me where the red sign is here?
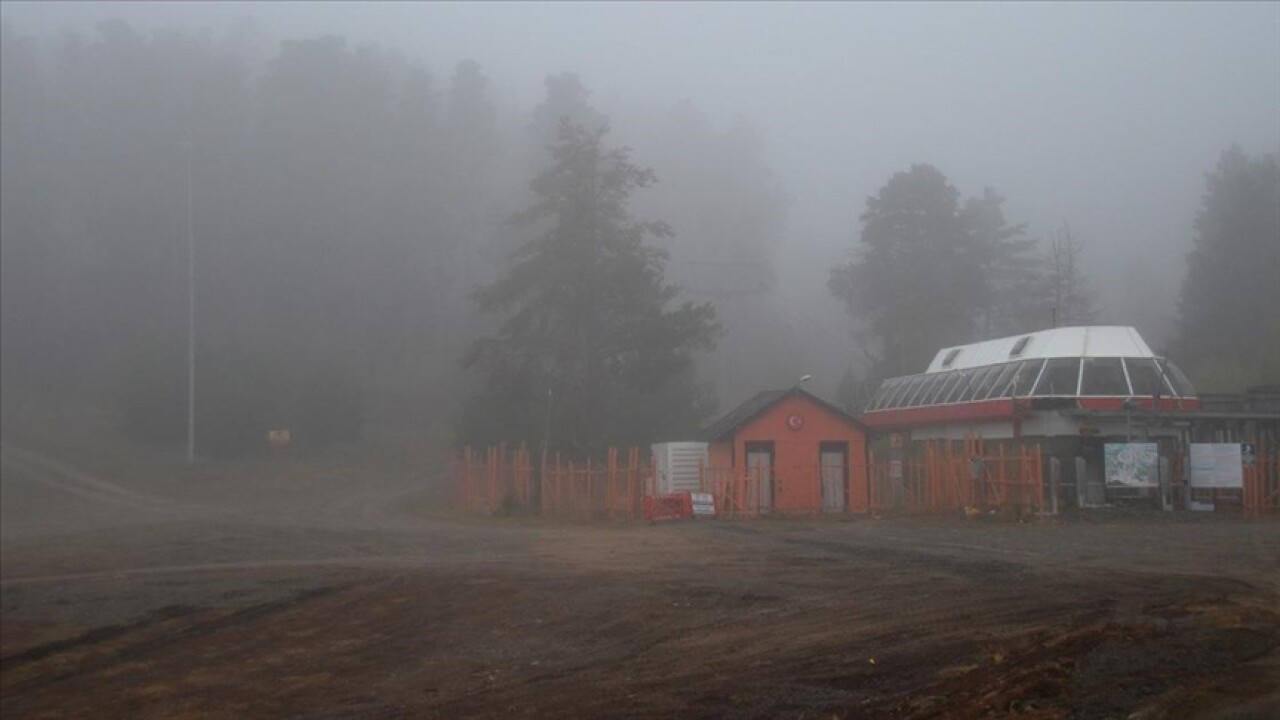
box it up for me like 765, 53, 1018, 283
787, 413, 805, 431
643, 493, 693, 523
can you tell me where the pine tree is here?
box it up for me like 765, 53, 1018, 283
829, 165, 1037, 377
460, 121, 721, 455
1177, 146, 1280, 388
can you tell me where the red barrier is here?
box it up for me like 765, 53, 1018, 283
643, 492, 693, 523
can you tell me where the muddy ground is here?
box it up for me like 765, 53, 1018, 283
2, 439, 1278, 719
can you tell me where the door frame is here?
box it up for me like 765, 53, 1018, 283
819, 441, 850, 511
743, 441, 776, 512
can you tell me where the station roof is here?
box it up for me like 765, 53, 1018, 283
699, 387, 863, 441
925, 326, 1155, 374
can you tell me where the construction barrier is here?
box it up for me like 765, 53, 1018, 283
868, 437, 1046, 516
698, 464, 855, 517
456, 438, 1267, 521
1243, 444, 1279, 517
643, 493, 693, 523
455, 445, 648, 519
698, 466, 766, 519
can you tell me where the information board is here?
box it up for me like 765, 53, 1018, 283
1104, 443, 1159, 488
1189, 443, 1244, 489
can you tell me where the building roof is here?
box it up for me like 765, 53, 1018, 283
925, 326, 1155, 374
1070, 408, 1280, 422
699, 388, 863, 441
1199, 389, 1280, 414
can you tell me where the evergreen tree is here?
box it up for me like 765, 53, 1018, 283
460, 121, 720, 455
829, 165, 1042, 379
528, 72, 608, 151
962, 188, 1044, 337
1178, 146, 1280, 388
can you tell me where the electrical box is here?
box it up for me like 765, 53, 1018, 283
651, 442, 708, 495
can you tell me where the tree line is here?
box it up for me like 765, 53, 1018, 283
828, 149, 1278, 410
0, 20, 783, 457
3, 19, 1273, 459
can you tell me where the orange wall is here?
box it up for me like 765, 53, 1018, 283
708, 394, 869, 514
707, 441, 733, 471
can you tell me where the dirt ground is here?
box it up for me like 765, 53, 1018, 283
2, 436, 1278, 719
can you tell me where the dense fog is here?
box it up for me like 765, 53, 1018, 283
2, 3, 1277, 456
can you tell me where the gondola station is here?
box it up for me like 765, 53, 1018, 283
860, 326, 1277, 512
453, 326, 1278, 518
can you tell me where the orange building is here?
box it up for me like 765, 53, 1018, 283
700, 388, 869, 514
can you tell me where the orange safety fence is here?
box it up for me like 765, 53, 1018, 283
868, 437, 1045, 516
456, 443, 534, 514
455, 445, 649, 520
1243, 444, 1279, 517
697, 466, 767, 519
697, 464, 856, 517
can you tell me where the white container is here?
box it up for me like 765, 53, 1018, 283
651, 442, 709, 495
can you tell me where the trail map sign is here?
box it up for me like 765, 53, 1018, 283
1104, 443, 1158, 488
1189, 443, 1244, 489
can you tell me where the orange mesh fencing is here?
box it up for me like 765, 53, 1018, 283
455, 444, 648, 519
1243, 444, 1279, 517
698, 466, 766, 519
868, 436, 1045, 516
458, 437, 1047, 519
697, 463, 856, 517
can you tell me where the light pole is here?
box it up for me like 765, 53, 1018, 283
186, 137, 196, 464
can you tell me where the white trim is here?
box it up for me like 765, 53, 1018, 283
1028, 358, 1048, 397
924, 326, 1156, 373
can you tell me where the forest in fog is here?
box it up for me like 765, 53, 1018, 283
2, 13, 1276, 457
0, 21, 798, 455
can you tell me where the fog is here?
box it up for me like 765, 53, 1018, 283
3, 2, 1277, 452
3, 10, 1280, 715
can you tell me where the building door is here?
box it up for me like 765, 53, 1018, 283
820, 442, 848, 512
1079, 438, 1107, 507
744, 442, 774, 514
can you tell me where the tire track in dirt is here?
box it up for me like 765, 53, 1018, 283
0, 556, 436, 588
709, 523, 1036, 585
1, 585, 344, 697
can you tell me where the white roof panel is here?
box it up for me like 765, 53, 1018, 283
924, 326, 1156, 374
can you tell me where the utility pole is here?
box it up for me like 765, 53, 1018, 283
186, 137, 196, 464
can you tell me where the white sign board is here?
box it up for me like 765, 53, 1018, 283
690, 492, 716, 517
1104, 443, 1159, 488
1189, 443, 1244, 489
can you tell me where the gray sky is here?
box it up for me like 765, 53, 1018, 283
6, 1, 1279, 350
